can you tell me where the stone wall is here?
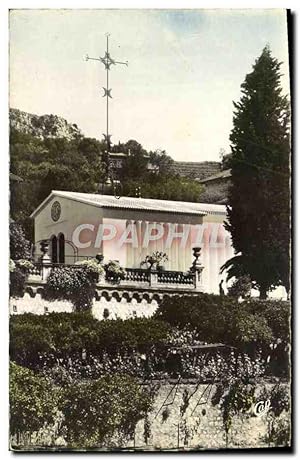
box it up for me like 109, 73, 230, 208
131, 382, 289, 450
9, 294, 158, 320
14, 382, 289, 450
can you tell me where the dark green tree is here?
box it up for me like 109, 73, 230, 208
10, 362, 58, 438
223, 46, 290, 299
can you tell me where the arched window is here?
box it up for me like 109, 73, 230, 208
58, 233, 65, 264
51, 236, 58, 263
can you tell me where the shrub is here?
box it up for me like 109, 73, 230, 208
155, 294, 290, 350
15, 259, 34, 273
75, 258, 104, 279
9, 362, 59, 437
10, 266, 27, 298
227, 275, 252, 299
244, 299, 291, 345
10, 222, 31, 260
44, 266, 96, 310
10, 259, 35, 298
9, 313, 172, 367
104, 260, 126, 283
10, 318, 53, 366
60, 374, 154, 447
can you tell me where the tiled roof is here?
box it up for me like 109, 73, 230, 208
172, 161, 221, 180
31, 191, 227, 218
200, 169, 231, 183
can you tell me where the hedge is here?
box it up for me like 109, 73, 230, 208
155, 294, 290, 349
10, 312, 172, 366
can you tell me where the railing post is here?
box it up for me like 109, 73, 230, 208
190, 247, 204, 291
40, 240, 52, 281
149, 271, 158, 287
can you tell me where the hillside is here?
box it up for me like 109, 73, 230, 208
10, 108, 83, 141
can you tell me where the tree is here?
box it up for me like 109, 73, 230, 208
149, 149, 174, 175
9, 362, 58, 438
10, 129, 105, 231
10, 222, 31, 260
119, 139, 149, 181
224, 46, 290, 298
61, 374, 153, 447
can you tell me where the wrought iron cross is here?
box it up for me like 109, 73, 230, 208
85, 33, 128, 154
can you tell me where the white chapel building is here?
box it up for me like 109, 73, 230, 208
31, 191, 234, 294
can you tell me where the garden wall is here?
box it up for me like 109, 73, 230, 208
131, 383, 286, 450
9, 294, 158, 320
14, 382, 289, 450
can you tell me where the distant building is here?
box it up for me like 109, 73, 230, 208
171, 161, 221, 181
200, 169, 231, 204
108, 151, 157, 176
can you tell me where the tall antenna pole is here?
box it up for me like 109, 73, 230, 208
86, 33, 128, 176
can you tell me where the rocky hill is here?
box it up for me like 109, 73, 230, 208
10, 108, 83, 141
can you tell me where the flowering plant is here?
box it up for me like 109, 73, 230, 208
75, 259, 104, 278
45, 266, 95, 311
104, 260, 126, 283
16, 259, 34, 273
141, 251, 169, 270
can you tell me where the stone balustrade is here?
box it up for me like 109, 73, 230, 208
27, 263, 202, 293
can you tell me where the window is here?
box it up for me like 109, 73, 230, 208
58, 233, 65, 264
51, 235, 58, 263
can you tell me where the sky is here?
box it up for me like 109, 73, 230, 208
9, 9, 290, 162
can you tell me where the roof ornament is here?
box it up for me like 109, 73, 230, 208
86, 33, 128, 199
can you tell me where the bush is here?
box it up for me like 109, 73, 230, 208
60, 374, 154, 447
10, 222, 31, 260
10, 259, 35, 298
10, 362, 59, 437
227, 275, 252, 299
9, 313, 172, 367
44, 266, 96, 310
244, 299, 291, 345
155, 294, 289, 350
104, 260, 126, 283
10, 266, 27, 298
75, 258, 104, 279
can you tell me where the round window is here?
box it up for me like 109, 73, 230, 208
51, 201, 61, 222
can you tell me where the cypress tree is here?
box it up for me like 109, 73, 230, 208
223, 46, 290, 299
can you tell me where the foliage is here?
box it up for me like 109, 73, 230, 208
10, 257, 34, 298
60, 374, 153, 447
75, 258, 104, 278
9, 362, 59, 436
141, 251, 169, 269
264, 418, 291, 447
149, 149, 174, 175
258, 384, 291, 447
10, 313, 172, 368
212, 381, 256, 444
9, 312, 269, 383
16, 258, 34, 272
225, 46, 290, 298
227, 275, 252, 299
10, 266, 27, 298
44, 266, 96, 310
10, 129, 105, 230
104, 260, 126, 282
10, 222, 31, 260
155, 294, 290, 360
122, 175, 204, 202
